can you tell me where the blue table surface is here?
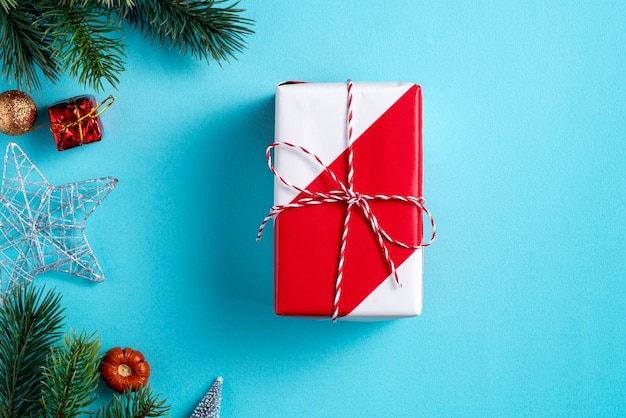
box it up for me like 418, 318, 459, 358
1, 2, 625, 417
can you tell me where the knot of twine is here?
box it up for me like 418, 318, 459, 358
257, 80, 436, 321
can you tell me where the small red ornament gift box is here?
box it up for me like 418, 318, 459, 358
261, 81, 435, 320
47, 95, 112, 151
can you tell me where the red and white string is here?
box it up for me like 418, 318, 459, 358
257, 80, 436, 321
334, 80, 355, 321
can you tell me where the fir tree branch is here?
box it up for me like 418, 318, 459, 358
0, 2, 60, 90
38, 2, 127, 92
39, 330, 102, 418
0, 285, 65, 418
95, 386, 170, 418
1, 1, 253, 91
122, 0, 255, 64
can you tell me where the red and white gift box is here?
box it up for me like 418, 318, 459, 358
268, 81, 433, 320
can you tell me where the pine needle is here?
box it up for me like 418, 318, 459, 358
98, 0, 136, 7
0, 0, 18, 13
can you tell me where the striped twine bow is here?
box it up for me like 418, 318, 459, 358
257, 80, 436, 321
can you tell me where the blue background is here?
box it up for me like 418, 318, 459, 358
1, 1, 625, 416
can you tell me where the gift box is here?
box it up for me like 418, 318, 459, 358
270, 81, 433, 320
48, 95, 107, 151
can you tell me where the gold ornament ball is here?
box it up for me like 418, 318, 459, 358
0, 90, 38, 136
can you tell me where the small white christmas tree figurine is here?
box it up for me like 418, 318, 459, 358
190, 376, 223, 418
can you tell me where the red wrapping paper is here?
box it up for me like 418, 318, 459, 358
48, 95, 103, 151
273, 82, 425, 319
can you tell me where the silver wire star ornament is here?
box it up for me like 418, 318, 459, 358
190, 377, 223, 418
0, 142, 117, 294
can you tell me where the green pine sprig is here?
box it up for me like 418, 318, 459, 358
0, 285, 65, 418
119, 0, 255, 63
0, 0, 255, 91
39, 329, 102, 418
38, 2, 127, 91
96, 386, 171, 418
0, 1, 60, 89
